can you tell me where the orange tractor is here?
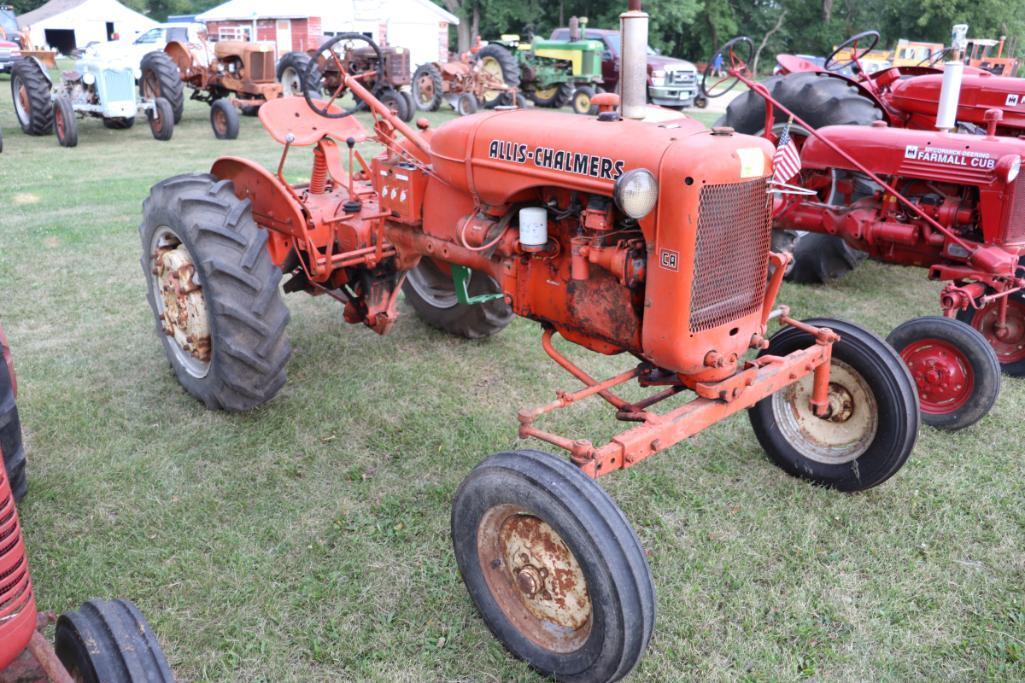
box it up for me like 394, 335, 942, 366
138, 8, 919, 679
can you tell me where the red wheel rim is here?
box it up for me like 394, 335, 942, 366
900, 338, 975, 414
55, 107, 65, 138
968, 298, 1025, 364
213, 108, 226, 135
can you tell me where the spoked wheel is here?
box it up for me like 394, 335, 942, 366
304, 33, 385, 119
887, 316, 1000, 430
957, 289, 1025, 376
701, 36, 753, 99
452, 450, 655, 682
55, 599, 173, 683
824, 30, 881, 72
749, 318, 919, 491
140, 173, 291, 411
401, 258, 512, 338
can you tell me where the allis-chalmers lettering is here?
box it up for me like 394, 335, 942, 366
489, 139, 626, 180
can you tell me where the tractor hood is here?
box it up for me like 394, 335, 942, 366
800, 125, 1025, 186
427, 108, 765, 207
889, 72, 1025, 130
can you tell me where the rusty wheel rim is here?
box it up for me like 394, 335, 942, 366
142, 71, 159, 98
479, 56, 505, 103
150, 227, 212, 378
14, 80, 30, 123
212, 107, 227, 136
415, 73, 435, 106
477, 504, 592, 653
534, 85, 559, 101
771, 358, 878, 464
55, 106, 65, 139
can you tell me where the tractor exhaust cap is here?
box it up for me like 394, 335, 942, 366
620, 0, 649, 119
936, 24, 969, 131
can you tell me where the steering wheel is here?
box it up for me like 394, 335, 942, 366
701, 36, 754, 99
917, 46, 955, 68
304, 33, 385, 119
824, 30, 880, 72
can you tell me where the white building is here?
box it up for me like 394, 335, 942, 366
18, 0, 159, 54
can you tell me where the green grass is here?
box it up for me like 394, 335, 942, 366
1, 78, 1024, 682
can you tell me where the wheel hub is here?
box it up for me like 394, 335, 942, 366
151, 232, 211, 377
972, 298, 1025, 364
823, 383, 855, 422
899, 338, 972, 411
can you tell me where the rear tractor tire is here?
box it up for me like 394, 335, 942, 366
53, 95, 78, 148
452, 450, 655, 682
276, 51, 320, 98
401, 258, 512, 338
528, 81, 573, 108
0, 335, 27, 502
378, 86, 412, 122
476, 43, 520, 109
886, 316, 999, 431
11, 57, 53, 135
140, 173, 291, 411
749, 318, 919, 491
210, 99, 240, 140
721, 72, 880, 284
412, 63, 443, 111
147, 96, 174, 141
55, 599, 174, 683
140, 50, 185, 124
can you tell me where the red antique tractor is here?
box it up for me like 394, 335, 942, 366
0, 323, 174, 682
139, 9, 919, 679
706, 33, 1025, 431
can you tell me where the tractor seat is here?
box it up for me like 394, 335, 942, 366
258, 96, 369, 147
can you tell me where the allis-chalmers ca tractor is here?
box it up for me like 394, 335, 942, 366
0, 324, 174, 683
708, 31, 1025, 432
139, 11, 919, 679
143, 39, 283, 140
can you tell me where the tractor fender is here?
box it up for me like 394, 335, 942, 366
210, 157, 309, 267
164, 40, 199, 73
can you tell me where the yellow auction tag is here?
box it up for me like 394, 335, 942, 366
737, 148, 765, 178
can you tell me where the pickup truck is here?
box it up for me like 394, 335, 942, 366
85, 22, 205, 66
550, 26, 701, 108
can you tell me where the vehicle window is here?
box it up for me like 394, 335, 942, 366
600, 34, 657, 56
134, 28, 163, 44
167, 27, 186, 42
0, 9, 18, 35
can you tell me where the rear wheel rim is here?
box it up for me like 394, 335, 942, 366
14, 80, 29, 123
416, 74, 435, 105
899, 338, 974, 413
479, 56, 504, 103
574, 91, 591, 112
477, 504, 592, 653
771, 358, 878, 464
281, 66, 301, 96
534, 85, 559, 100
969, 298, 1025, 364
142, 71, 159, 98
150, 227, 212, 378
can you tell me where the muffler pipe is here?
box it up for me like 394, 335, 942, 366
620, 0, 648, 119
936, 24, 969, 131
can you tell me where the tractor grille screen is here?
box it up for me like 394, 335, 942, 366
1006, 174, 1025, 244
102, 69, 135, 102
0, 469, 31, 620
689, 178, 772, 332
251, 52, 274, 82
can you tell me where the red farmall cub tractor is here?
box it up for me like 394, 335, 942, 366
0, 323, 174, 683
139, 13, 919, 679
709, 30, 1025, 431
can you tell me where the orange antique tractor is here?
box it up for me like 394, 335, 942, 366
139, 6, 919, 679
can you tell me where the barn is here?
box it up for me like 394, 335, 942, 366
17, 0, 158, 55
196, 0, 458, 68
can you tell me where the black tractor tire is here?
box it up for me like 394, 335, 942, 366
11, 58, 53, 135
140, 50, 184, 124
240, 104, 260, 117
209, 99, 240, 140
476, 43, 520, 109
402, 258, 512, 338
886, 316, 1000, 431
276, 51, 320, 97
721, 72, 881, 284
452, 450, 655, 682
55, 599, 174, 683
0, 340, 26, 503
140, 173, 292, 411
749, 318, 919, 492
571, 85, 598, 115
0, 125, 4, 153
455, 92, 478, 116
102, 116, 135, 129
528, 81, 573, 108
378, 87, 412, 122
147, 96, 174, 141
53, 95, 78, 148
412, 63, 443, 111
400, 89, 415, 117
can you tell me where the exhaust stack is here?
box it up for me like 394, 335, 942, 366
936, 24, 969, 131
620, 0, 648, 119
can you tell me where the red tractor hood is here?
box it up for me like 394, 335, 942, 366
889, 72, 1025, 130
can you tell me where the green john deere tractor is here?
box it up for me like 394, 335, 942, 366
491, 21, 604, 115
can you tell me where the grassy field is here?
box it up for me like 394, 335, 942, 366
1, 76, 1024, 682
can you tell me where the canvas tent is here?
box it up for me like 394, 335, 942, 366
18, 0, 158, 54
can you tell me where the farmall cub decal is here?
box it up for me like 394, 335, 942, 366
489, 140, 626, 180
904, 144, 996, 169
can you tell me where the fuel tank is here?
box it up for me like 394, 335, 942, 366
889, 73, 1025, 130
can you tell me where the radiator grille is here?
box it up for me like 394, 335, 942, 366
250, 52, 274, 82
1005, 174, 1025, 245
689, 178, 772, 332
0, 468, 30, 621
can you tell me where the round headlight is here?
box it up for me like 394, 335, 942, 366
614, 169, 658, 219
83, 72, 96, 85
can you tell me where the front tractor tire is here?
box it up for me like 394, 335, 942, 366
452, 450, 655, 682
140, 50, 185, 124
11, 57, 53, 135
140, 174, 291, 411
749, 318, 919, 492
210, 99, 240, 140
146, 96, 175, 141
402, 258, 512, 338
0, 342, 27, 502
887, 316, 1000, 431
53, 95, 78, 148
721, 72, 880, 284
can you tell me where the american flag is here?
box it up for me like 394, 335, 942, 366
772, 123, 801, 184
